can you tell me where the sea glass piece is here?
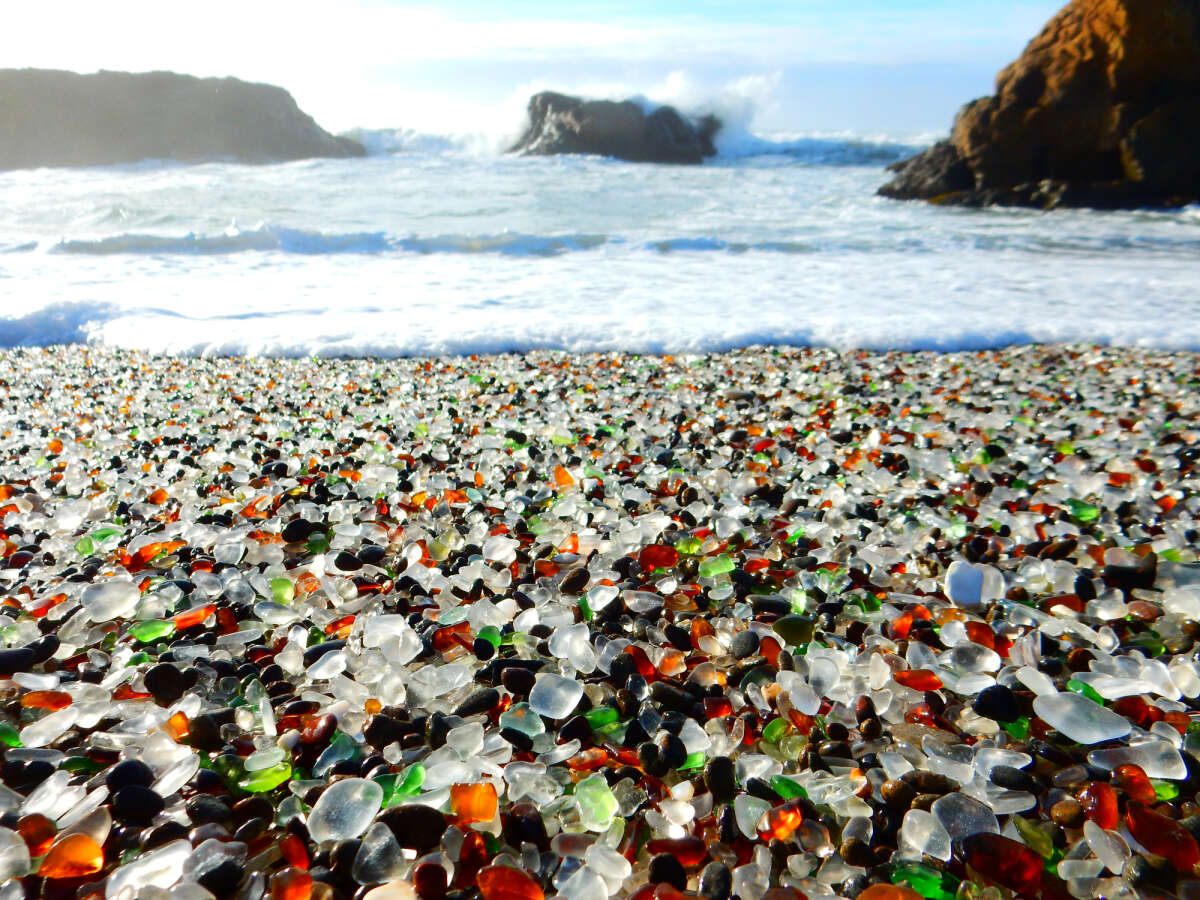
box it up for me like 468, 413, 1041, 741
307, 778, 383, 843
1032, 692, 1131, 744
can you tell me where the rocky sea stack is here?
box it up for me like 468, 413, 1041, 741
508, 91, 721, 164
880, 0, 1200, 209
0, 69, 365, 171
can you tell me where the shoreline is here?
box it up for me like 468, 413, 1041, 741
0, 343, 1197, 899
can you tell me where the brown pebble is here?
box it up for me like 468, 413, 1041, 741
839, 838, 874, 867
1051, 798, 1085, 828
1050, 765, 1089, 789
880, 779, 917, 809
911, 793, 939, 812
900, 771, 960, 795
855, 695, 876, 722
1126, 600, 1161, 621
1066, 648, 1094, 672
860, 717, 882, 740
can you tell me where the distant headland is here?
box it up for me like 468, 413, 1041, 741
0, 68, 364, 171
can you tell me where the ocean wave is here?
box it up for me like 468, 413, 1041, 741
341, 124, 927, 167
49, 227, 609, 258
0, 301, 116, 348
342, 127, 499, 157
36, 223, 1200, 259
51, 227, 393, 256
713, 132, 927, 165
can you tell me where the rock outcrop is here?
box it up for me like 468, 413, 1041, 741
508, 91, 720, 164
0, 69, 365, 171
880, 0, 1200, 209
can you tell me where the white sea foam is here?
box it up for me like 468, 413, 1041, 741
1, 143, 1198, 357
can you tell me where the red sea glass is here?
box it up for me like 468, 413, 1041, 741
1112, 764, 1157, 804
639, 544, 679, 570
960, 833, 1044, 896
646, 836, 708, 866
477, 864, 545, 900
1076, 782, 1118, 830
1125, 801, 1200, 870
893, 669, 944, 690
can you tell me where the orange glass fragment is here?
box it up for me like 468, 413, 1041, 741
173, 603, 216, 630
295, 572, 321, 596
963, 621, 995, 650
147, 488, 169, 505
38, 833, 104, 879
566, 748, 608, 771
21, 690, 72, 711
856, 887, 923, 900
690, 618, 715, 644
269, 867, 313, 900
703, 697, 733, 718
47, 438, 63, 454
112, 683, 152, 702
758, 797, 805, 841
893, 669, 943, 691
451, 782, 499, 825
639, 544, 679, 571
166, 711, 190, 740
29, 592, 67, 618
18, 813, 56, 856
432, 621, 470, 652
554, 465, 574, 488
759, 636, 782, 668
477, 864, 545, 900
280, 832, 310, 871
1113, 764, 1157, 805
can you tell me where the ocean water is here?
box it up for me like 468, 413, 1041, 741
2, 131, 1200, 356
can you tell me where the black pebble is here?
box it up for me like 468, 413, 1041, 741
334, 550, 363, 571
649, 854, 688, 890
656, 732, 687, 770
141, 819, 189, 850
112, 785, 165, 825
186, 794, 232, 825
559, 715, 592, 745
637, 742, 669, 778
972, 684, 1019, 722
143, 662, 187, 706
730, 630, 760, 659
377, 804, 447, 851
197, 859, 245, 896
0, 647, 35, 677
452, 688, 499, 718
303, 640, 347, 668
501, 667, 537, 698
364, 714, 415, 749
106, 758, 156, 792
990, 765, 1038, 793
282, 518, 315, 543
706, 756, 737, 803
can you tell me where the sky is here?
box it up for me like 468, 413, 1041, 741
1, 1, 1066, 138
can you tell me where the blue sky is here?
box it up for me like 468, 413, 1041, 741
3, 1, 1066, 135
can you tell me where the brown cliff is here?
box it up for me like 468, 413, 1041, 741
880, 0, 1200, 209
